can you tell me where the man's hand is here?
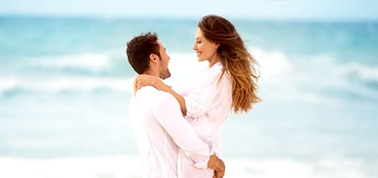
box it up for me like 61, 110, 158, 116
207, 154, 225, 178
214, 169, 225, 178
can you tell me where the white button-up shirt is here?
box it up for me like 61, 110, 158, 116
130, 86, 211, 178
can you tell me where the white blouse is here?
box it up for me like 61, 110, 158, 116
178, 62, 233, 178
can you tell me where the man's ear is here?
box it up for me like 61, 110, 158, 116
149, 54, 158, 63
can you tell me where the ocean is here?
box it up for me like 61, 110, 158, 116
0, 16, 377, 178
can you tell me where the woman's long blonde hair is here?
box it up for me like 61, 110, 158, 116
198, 15, 261, 113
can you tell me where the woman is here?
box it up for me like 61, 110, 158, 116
134, 15, 261, 178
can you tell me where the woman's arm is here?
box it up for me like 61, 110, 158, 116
134, 74, 187, 115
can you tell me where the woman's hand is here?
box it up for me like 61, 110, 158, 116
134, 74, 158, 93
134, 74, 166, 94
134, 74, 187, 115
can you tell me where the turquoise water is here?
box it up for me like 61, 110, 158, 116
1, 16, 378, 178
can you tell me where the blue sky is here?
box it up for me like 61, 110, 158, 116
1, 0, 378, 21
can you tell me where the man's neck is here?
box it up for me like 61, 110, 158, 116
143, 71, 159, 78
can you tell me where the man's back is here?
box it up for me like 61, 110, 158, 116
130, 86, 212, 178
130, 86, 179, 178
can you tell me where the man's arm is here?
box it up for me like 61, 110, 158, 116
153, 92, 217, 167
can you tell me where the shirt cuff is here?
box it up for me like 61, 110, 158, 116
194, 146, 217, 169
193, 156, 210, 169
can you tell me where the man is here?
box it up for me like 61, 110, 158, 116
126, 32, 225, 178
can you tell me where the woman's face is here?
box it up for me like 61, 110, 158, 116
193, 28, 219, 66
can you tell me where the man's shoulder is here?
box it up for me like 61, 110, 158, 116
137, 86, 158, 94
133, 86, 178, 114
136, 86, 175, 102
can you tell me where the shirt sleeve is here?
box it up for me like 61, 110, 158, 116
152, 92, 211, 166
184, 67, 232, 121
185, 81, 220, 118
